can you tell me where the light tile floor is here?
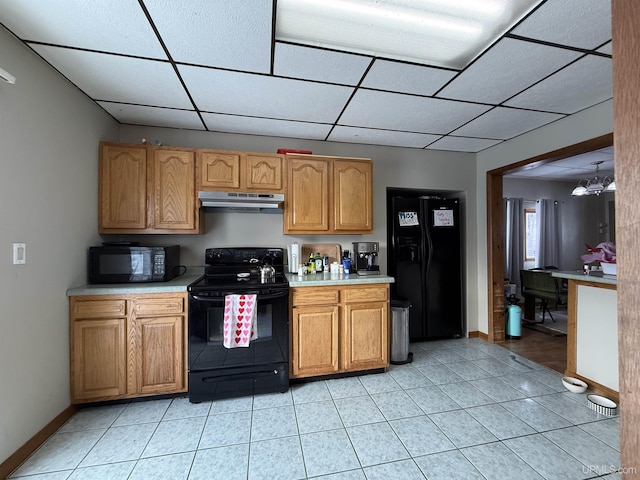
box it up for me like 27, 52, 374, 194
9, 338, 623, 479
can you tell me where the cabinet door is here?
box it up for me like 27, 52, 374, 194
291, 305, 339, 378
71, 318, 127, 401
285, 157, 329, 233
333, 159, 373, 232
342, 302, 388, 371
99, 144, 147, 230
131, 315, 185, 395
152, 149, 197, 231
200, 150, 241, 189
244, 153, 283, 191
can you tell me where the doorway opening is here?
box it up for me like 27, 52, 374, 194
485, 133, 614, 360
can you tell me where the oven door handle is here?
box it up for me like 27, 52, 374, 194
190, 290, 288, 302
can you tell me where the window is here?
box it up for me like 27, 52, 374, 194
525, 208, 537, 262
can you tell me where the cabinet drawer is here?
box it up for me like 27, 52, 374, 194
292, 288, 340, 306
343, 286, 388, 303
133, 296, 185, 316
71, 298, 127, 319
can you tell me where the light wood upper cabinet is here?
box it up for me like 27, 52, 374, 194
333, 159, 373, 232
99, 142, 201, 234
152, 149, 197, 230
285, 156, 330, 232
199, 151, 241, 189
198, 149, 284, 193
70, 293, 187, 404
244, 153, 283, 191
99, 144, 147, 230
284, 155, 372, 234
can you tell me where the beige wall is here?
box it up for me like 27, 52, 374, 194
503, 177, 615, 272
476, 100, 614, 334
0, 27, 118, 462
118, 126, 480, 332
0, 17, 614, 466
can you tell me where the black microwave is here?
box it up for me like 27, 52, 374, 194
88, 245, 180, 284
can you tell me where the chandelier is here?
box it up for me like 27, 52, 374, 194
571, 161, 616, 196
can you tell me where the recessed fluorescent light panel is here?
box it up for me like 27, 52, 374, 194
276, 0, 543, 69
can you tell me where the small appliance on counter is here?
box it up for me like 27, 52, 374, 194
288, 242, 300, 274
352, 242, 380, 275
88, 243, 180, 284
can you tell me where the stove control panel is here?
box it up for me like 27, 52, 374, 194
205, 248, 284, 267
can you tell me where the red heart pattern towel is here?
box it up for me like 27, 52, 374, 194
223, 294, 257, 348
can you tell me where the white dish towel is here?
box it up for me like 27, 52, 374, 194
223, 294, 258, 348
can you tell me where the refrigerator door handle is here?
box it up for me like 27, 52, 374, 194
423, 209, 433, 280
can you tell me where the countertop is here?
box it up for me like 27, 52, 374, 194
552, 270, 617, 286
67, 272, 396, 295
66, 274, 203, 296
285, 272, 394, 287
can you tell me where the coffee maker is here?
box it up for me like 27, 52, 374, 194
352, 242, 380, 275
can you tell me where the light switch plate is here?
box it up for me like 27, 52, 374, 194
13, 243, 26, 264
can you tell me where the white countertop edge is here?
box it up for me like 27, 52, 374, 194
66, 274, 203, 296
552, 270, 617, 286
67, 273, 396, 295
286, 273, 394, 287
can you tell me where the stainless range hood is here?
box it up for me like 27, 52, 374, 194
198, 191, 284, 212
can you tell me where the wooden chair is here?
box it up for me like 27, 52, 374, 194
520, 269, 568, 323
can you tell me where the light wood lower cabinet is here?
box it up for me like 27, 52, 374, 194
290, 284, 389, 379
70, 293, 187, 403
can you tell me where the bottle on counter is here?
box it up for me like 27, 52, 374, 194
342, 250, 351, 275
315, 252, 323, 272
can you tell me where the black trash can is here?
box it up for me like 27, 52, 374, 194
390, 298, 413, 365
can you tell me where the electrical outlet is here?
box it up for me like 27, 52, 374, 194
13, 243, 26, 265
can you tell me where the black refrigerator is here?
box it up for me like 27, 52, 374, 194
389, 196, 463, 340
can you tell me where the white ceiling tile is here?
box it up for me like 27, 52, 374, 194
509, 164, 579, 179
0, 0, 166, 58
553, 150, 613, 169
452, 107, 563, 140
512, 0, 611, 50
98, 102, 204, 130
144, 0, 272, 73
202, 113, 332, 140
329, 126, 440, 148
504, 56, 612, 114
597, 42, 612, 55
274, 43, 370, 85
179, 65, 354, 123
598, 146, 614, 155
427, 136, 502, 153
339, 90, 491, 134
361, 60, 457, 96
437, 38, 582, 104
0, 0, 614, 158
29, 45, 193, 109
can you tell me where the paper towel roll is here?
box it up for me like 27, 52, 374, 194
289, 243, 300, 273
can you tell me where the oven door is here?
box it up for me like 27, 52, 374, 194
188, 288, 289, 401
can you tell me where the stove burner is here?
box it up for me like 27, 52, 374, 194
188, 247, 289, 294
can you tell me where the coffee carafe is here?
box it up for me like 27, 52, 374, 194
352, 242, 380, 275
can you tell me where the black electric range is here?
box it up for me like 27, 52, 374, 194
187, 247, 289, 402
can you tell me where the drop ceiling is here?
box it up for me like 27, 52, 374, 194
0, 0, 612, 157
506, 146, 614, 183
